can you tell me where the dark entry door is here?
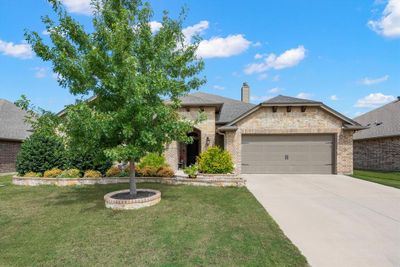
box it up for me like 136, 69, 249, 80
186, 138, 199, 166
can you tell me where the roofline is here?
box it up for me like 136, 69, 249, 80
0, 137, 24, 142
354, 134, 400, 141
225, 102, 361, 127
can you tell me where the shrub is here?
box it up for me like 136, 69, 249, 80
183, 164, 198, 178
83, 170, 102, 178
156, 166, 175, 177
24, 171, 42, 177
137, 153, 167, 169
197, 146, 234, 174
43, 168, 63, 178
65, 149, 112, 176
106, 166, 121, 177
137, 166, 158, 177
16, 134, 66, 175
58, 169, 81, 178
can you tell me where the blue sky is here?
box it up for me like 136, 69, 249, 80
0, 0, 399, 118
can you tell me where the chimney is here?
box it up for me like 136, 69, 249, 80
241, 82, 250, 103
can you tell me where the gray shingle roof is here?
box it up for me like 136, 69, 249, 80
263, 95, 321, 104
0, 99, 32, 141
180, 92, 256, 124
353, 98, 400, 140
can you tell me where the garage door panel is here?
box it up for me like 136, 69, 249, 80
241, 134, 334, 174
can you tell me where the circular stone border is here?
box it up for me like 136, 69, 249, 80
104, 189, 161, 210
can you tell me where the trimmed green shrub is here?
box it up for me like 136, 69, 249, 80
137, 153, 167, 169
24, 171, 42, 177
58, 169, 81, 178
183, 164, 198, 178
43, 168, 63, 178
66, 149, 112, 175
137, 166, 158, 177
83, 170, 102, 178
197, 146, 234, 174
16, 134, 66, 175
106, 166, 121, 177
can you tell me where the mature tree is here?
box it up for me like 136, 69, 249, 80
26, 0, 205, 196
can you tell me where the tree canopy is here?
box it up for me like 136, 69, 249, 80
25, 0, 206, 195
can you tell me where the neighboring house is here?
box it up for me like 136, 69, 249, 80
0, 99, 32, 173
165, 83, 364, 175
353, 97, 400, 171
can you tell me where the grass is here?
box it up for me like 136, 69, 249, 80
351, 170, 400, 189
0, 176, 307, 267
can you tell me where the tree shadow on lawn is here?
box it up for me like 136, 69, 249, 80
43, 183, 182, 212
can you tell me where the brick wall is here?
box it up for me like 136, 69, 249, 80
354, 136, 400, 171
0, 140, 22, 173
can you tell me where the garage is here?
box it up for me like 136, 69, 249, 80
241, 134, 334, 174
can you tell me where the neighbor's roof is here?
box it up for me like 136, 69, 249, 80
177, 92, 255, 124
353, 98, 400, 140
0, 99, 32, 141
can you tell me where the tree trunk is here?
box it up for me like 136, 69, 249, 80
129, 159, 137, 197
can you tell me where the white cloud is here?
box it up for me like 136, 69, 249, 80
296, 92, 313, 99
183, 20, 209, 42
269, 87, 282, 94
250, 95, 272, 102
252, 41, 262, 47
272, 75, 280, 82
34, 67, 47, 78
62, 0, 92, 15
257, 73, 268, 80
330, 95, 338, 101
213, 85, 225, 90
254, 53, 264, 59
355, 93, 396, 108
0, 40, 33, 59
244, 46, 306, 74
368, 0, 400, 37
149, 21, 163, 33
360, 75, 389, 85
197, 34, 251, 59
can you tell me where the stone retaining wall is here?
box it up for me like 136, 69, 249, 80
12, 175, 245, 187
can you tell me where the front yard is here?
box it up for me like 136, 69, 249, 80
0, 175, 306, 266
352, 170, 400, 189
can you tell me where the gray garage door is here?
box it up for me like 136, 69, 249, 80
241, 135, 334, 174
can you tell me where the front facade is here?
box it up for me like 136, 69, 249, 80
166, 83, 363, 175
0, 99, 32, 173
353, 98, 400, 171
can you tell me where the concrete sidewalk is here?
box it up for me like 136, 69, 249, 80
245, 174, 400, 267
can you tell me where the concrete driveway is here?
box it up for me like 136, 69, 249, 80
244, 174, 400, 267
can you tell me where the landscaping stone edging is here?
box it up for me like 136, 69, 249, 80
104, 189, 161, 210
12, 175, 245, 187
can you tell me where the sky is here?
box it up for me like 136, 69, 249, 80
0, 0, 399, 118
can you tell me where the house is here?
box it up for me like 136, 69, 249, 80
165, 83, 365, 174
0, 99, 32, 173
353, 97, 400, 171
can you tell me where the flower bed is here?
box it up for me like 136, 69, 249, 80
12, 175, 245, 187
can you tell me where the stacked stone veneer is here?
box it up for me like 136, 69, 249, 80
165, 106, 216, 170
0, 140, 21, 173
224, 106, 355, 174
354, 136, 400, 171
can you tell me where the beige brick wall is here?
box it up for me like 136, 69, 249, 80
354, 136, 400, 171
224, 106, 355, 174
165, 107, 216, 170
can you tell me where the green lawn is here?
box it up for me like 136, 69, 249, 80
0, 176, 306, 267
352, 170, 400, 189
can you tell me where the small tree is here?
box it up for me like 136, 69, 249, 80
26, 0, 205, 196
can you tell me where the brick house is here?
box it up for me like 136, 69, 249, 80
165, 83, 364, 175
0, 99, 32, 173
353, 97, 400, 171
